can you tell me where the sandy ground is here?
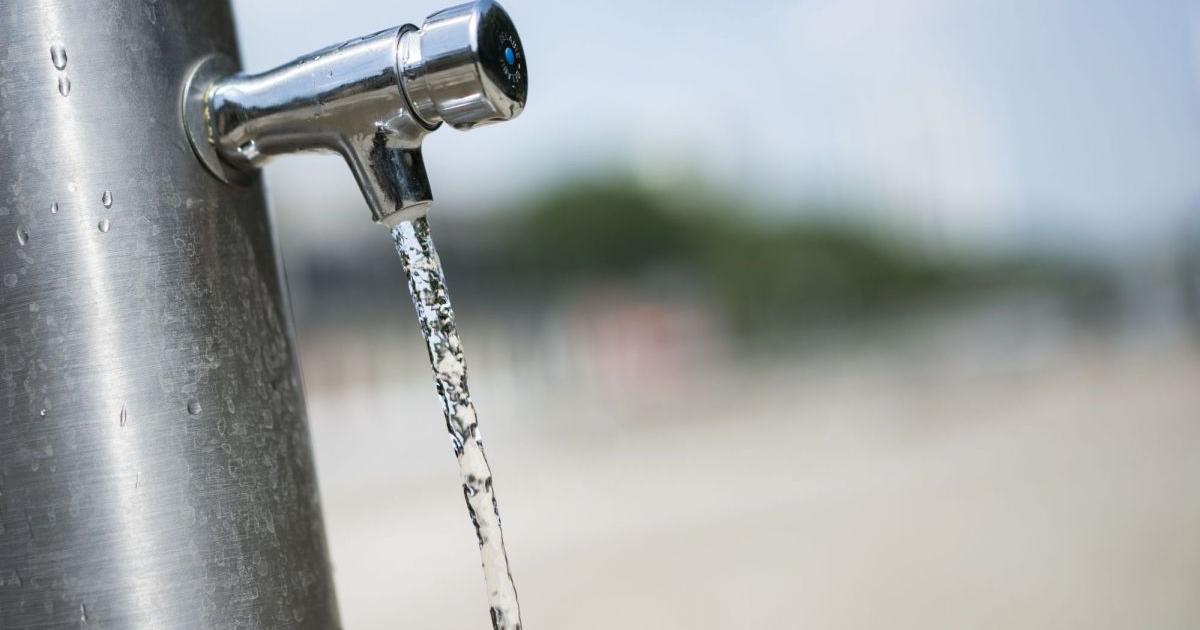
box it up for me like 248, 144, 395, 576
304, 328, 1200, 629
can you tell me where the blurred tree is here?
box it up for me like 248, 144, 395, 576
484, 178, 1117, 336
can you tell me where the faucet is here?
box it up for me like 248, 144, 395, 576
182, 0, 527, 226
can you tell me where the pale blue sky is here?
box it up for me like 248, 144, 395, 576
232, 0, 1200, 254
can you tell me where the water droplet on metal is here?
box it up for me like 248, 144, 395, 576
39, 409, 47, 418
101, 190, 112, 208
50, 202, 59, 214
119, 402, 127, 427
57, 75, 71, 97
80, 602, 88, 623
67, 181, 77, 193
97, 219, 110, 233
16, 226, 28, 246
3, 273, 17, 288
187, 400, 202, 416
50, 44, 67, 70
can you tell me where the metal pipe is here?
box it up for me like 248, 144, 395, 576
0, 1, 339, 627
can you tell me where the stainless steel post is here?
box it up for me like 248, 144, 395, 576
0, 2, 339, 628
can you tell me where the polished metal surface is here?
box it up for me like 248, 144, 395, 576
186, 0, 527, 227
181, 54, 251, 187
0, 1, 339, 628
401, 0, 527, 130
201, 25, 436, 226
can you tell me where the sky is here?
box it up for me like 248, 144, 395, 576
231, 0, 1200, 255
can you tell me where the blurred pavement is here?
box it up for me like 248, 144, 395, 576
305, 308, 1200, 629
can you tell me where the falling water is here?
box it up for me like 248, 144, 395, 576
391, 217, 522, 630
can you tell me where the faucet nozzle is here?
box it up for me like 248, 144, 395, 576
402, 1, 527, 130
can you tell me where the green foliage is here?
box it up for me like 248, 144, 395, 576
691, 218, 956, 331
489, 178, 1113, 333
506, 179, 693, 275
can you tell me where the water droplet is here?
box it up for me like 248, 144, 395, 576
80, 602, 88, 623
50, 44, 67, 70
39, 409, 47, 418
16, 226, 28, 246
237, 140, 260, 161
57, 75, 71, 97
67, 181, 77, 193
50, 202, 59, 214
187, 400, 202, 416
97, 219, 110, 233
119, 402, 127, 427
3, 274, 16, 288
101, 190, 112, 208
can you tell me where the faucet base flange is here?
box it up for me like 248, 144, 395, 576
181, 54, 255, 186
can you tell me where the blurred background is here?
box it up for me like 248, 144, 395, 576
233, 0, 1200, 628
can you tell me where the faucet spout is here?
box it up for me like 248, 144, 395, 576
205, 25, 437, 225
181, 0, 527, 227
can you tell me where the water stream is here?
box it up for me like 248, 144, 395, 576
391, 217, 523, 630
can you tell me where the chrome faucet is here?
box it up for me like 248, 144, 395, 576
182, 0, 527, 226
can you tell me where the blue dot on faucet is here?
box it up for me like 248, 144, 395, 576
504, 46, 515, 66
